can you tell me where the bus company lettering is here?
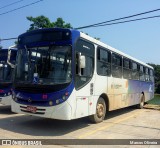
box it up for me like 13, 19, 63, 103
111, 84, 123, 89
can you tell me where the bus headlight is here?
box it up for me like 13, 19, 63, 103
56, 100, 59, 104
49, 101, 53, 106
62, 95, 66, 100
62, 92, 69, 100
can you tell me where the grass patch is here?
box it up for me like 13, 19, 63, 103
147, 94, 160, 105
144, 94, 160, 110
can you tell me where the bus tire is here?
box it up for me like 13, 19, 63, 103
137, 94, 145, 109
89, 97, 106, 123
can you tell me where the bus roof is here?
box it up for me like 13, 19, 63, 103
79, 31, 153, 70
17, 28, 153, 69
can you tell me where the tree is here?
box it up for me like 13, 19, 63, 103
26, 15, 100, 39
148, 63, 160, 94
52, 17, 72, 29
27, 15, 72, 31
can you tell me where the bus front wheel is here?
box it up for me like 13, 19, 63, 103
89, 97, 106, 123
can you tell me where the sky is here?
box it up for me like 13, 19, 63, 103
0, 0, 160, 64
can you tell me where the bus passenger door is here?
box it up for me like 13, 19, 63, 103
74, 39, 95, 118
75, 53, 95, 118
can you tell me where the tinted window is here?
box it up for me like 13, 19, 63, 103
112, 53, 122, 78
19, 30, 71, 45
123, 58, 132, 79
75, 39, 94, 57
140, 65, 144, 72
149, 69, 154, 82
145, 68, 149, 75
140, 65, 145, 81
97, 47, 111, 76
131, 62, 139, 80
75, 39, 94, 89
123, 58, 130, 69
145, 67, 149, 81
112, 54, 122, 66
98, 49, 110, 62
132, 62, 138, 70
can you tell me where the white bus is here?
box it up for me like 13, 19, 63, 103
11, 28, 154, 123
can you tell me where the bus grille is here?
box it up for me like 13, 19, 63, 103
20, 106, 46, 115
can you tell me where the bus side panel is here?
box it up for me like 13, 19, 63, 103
127, 80, 154, 102
108, 78, 129, 111
0, 96, 12, 105
75, 76, 96, 119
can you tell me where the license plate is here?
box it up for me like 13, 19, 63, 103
26, 106, 37, 113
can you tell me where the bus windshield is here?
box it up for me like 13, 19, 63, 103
0, 49, 14, 83
0, 62, 12, 82
15, 46, 72, 85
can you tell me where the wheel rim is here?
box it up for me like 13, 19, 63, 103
97, 103, 104, 118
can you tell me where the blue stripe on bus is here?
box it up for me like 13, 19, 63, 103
14, 81, 74, 107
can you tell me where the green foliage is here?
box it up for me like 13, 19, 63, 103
147, 94, 160, 105
14, 40, 18, 45
27, 15, 72, 31
148, 63, 160, 94
52, 18, 72, 29
26, 15, 101, 40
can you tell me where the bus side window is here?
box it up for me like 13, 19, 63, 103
140, 65, 145, 81
149, 69, 154, 82
97, 47, 111, 76
132, 62, 139, 80
112, 53, 122, 78
75, 39, 94, 90
123, 58, 132, 79
145, 67, 149, 81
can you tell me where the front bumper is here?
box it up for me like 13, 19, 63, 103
11, 99, 72, 120
0, 96, 12, 105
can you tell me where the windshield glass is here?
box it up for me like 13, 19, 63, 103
0, 62, 12, 82
15, 46, 72, 85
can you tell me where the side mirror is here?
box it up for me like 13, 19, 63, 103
80, 55, 86, 68
76, 52, 86, 76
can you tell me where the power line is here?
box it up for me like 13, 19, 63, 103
1, 9, 160, 41
0, 0, 44, 16
0, 38, 17, 41
1, 14, 160, 41
0, 0, 25, 10
92, 15, 160, 27
75, 8, 160, 29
